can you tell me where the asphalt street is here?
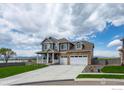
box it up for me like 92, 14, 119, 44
17, 79, 124, 85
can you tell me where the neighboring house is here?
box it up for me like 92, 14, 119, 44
119, 38, 124, 65
36, 37, 94, 65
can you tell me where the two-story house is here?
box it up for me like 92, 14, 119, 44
36, 37, 94, 65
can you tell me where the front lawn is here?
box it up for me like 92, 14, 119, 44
77, 74, 124, 79
97, 58, 113, 61
0, 64, 48, 78
101, 66, 124, 73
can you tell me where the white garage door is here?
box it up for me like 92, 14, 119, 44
60, 56, 67, 65
70, 56, 88, 65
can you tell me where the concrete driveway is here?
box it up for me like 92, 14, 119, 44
0, 65, 85, 85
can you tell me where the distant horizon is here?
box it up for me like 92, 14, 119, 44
14, 55, 120, 58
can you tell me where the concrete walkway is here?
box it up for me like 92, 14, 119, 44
0, 65, 85, 85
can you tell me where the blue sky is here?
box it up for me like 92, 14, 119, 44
91, 23, 124, 57
91, 23, 124, 50
0, 3, 124, 57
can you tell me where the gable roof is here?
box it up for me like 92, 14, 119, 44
41, 37, 58, 44
72, 40, 94, 45
49, 37, 58, 43
41, 37, 94, 47
58, 38, 70, 43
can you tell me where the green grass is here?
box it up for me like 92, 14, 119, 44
101, 66, 124, 73
97, 58, 113, 61
77, 74, 124, 79
0, 64, 48, 78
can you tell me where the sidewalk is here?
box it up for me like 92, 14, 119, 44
79, 73, 124, 75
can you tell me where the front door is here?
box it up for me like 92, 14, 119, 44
49, 53, 52, 63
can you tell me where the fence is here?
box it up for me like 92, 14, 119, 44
0, 62, 26, 67
0, 59, 28, 63
92, 58, 121, 65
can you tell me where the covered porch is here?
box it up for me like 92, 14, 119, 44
36, 50, 60, 64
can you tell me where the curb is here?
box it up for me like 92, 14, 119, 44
13, 79, 74, 85
79, 73, 124, 75
75, 78, 124, 82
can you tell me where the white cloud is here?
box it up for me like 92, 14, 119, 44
94, 50, 120, 57
0, 4, 124, 56
0, 18, 15, 33
14, 50, 38, 56
116, 46, 122, 50
113, 35, 120, 39
107, 39, 122, 47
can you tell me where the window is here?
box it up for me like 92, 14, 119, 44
61, 56, 67, 58
79, 56, 82, 57
44, 44, 52, 49
44, 44, 47, 49
77, 42, 81, 48
60, 44, 67, 50
50, 44, 53, 49
53, 43, 55, 49
61, 44, 64, 49
63, 56, 67, 58
82, 44, 85, 49
71, 56, 74, 57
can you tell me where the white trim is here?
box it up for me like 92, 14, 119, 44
41, 54, 43, 63
36, 54, 39, 63
47, 53, 49, 64
52, 53, 54, 64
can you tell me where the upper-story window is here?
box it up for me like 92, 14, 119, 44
60, 44, 67, 50
44, 44, 47, 50
54, 44, 58, 50
45, 44, 53, 50
61, 44, 64, 49
77, 42, 81, 48
50, 44, 53, 49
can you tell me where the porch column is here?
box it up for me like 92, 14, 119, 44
41, 54, 43, 63
67, 53, 70, 65
47, 53, 49, 64
52, 53, 54, 64
36, 54, 39, 64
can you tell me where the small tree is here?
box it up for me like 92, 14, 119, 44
0, 48, 16, 63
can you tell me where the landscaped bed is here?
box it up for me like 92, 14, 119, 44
101, 66, 124, 73
77, 74, 124, 79
0, 64, 48, 78
77, 66, 124, 79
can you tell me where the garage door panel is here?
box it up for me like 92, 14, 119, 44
60, 56, 67, 65
70, 56, 88, 65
